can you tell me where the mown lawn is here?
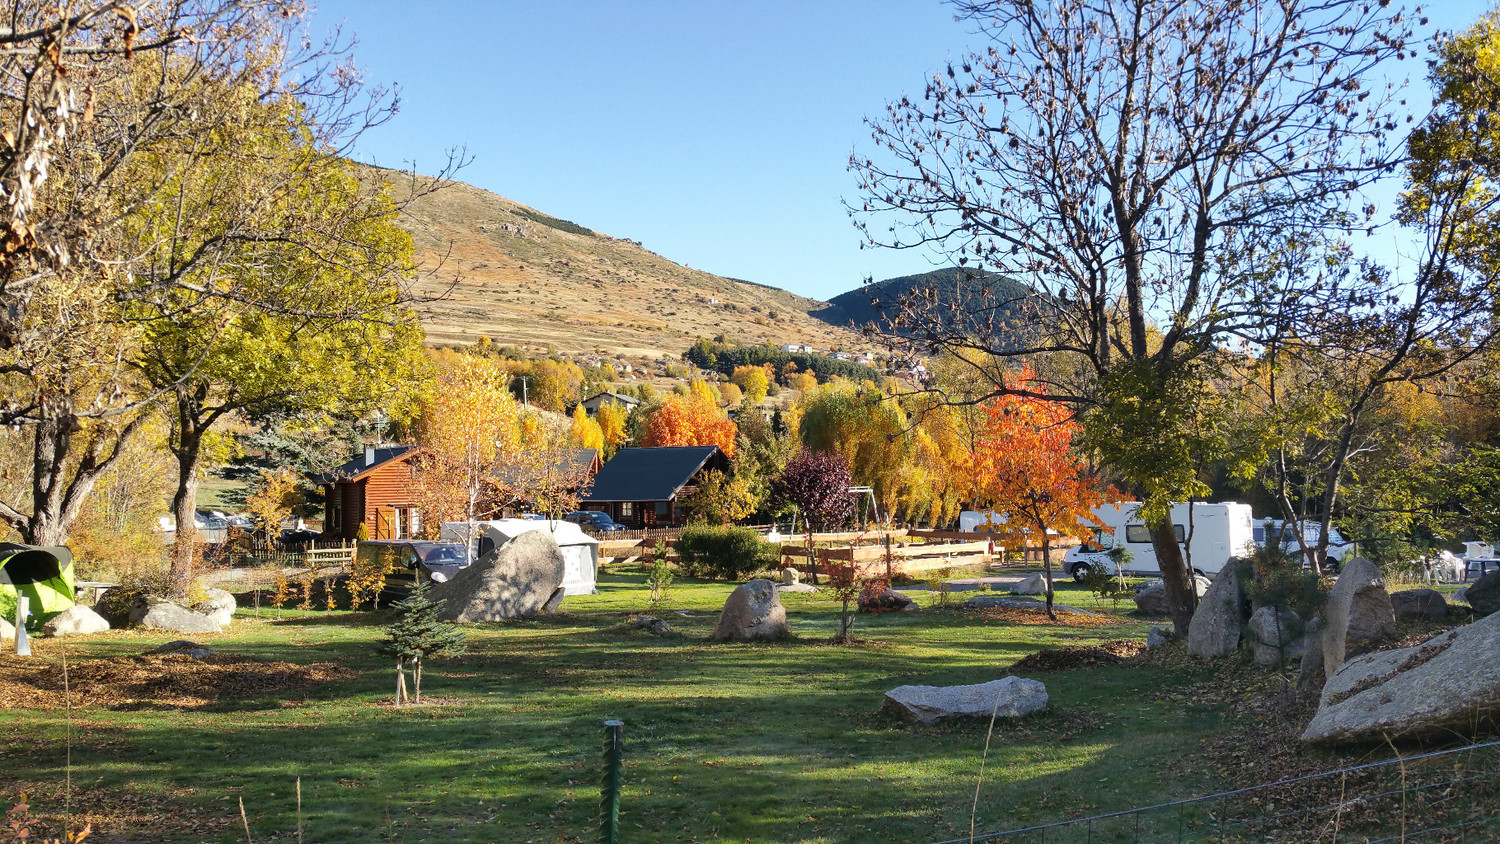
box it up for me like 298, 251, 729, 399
1, 567, 1342, 844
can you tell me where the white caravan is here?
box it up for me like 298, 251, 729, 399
958, 510, 1011, 533
440, 519, 600, 595
1062, 501, 1255, 582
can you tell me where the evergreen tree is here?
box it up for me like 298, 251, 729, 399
378, 579, 467, 705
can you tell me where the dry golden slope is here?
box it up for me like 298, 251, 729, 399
377, 167, 868, 361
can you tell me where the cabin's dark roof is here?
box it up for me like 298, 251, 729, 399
317, 445, 420, 483
581, 446, 721, 503
491, 448, 600, 489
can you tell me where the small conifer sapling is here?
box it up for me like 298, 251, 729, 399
379, 579, 467, 705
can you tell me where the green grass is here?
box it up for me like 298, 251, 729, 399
2, 567, 1272, 843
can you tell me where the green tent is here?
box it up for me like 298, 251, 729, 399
0, 543, 76, 628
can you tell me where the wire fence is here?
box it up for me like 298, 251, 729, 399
939, 739, 1500, 844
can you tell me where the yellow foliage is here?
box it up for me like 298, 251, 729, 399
730, 365, 770, 403
571, 404, 605, 451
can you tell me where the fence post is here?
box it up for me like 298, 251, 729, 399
13, 595, 29, 656
601, 719, 624, 844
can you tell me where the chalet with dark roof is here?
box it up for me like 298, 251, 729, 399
579, 446, 728, 527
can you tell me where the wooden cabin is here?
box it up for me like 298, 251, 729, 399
578, 446, 729, 527
319, 445, 602, 540
318, 446, 426, 541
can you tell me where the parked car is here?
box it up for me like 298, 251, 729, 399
563, 510, 627, 533
1253, 519, 1355, 572
358, 539, 471, 599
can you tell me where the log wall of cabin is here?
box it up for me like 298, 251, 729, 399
362, 460, 417, 539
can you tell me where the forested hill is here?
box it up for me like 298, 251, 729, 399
813, 268, 1039, 335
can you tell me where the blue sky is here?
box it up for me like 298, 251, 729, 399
309, 1, 1492, 303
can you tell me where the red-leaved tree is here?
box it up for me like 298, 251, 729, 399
772, 449, 855, 586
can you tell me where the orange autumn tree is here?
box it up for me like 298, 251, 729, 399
640, 380, 738, 457
973, 366, 1114, 620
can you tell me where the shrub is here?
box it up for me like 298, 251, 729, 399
1238, 523, 1328, 619
674, 524, 774, 580
646, 557, 674, 609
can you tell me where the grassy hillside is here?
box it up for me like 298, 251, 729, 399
376, 167, 868, 361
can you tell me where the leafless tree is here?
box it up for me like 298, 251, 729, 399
850, 0, 1419, 633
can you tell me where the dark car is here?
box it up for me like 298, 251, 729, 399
564, 511, 627, 533
358, 539, 471, 600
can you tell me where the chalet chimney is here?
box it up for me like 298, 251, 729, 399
365, 445, 377, 467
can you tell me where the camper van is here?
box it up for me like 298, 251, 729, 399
1062, 501, 1255, 582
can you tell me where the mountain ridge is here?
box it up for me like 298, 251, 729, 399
375, 166, 874, 362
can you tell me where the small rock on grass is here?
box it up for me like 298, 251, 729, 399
1146, 626, 1173, 648
150, 640, 216, 659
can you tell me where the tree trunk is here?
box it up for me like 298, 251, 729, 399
1151, 515, 1195, 635
394, 657, 407, 706
168, 447, 201, 599
1042, 534, 1055, 622
167, 413, 209, 598
2, 411, 145, 547
413, 656, 422, 703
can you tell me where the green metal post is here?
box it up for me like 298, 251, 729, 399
601, 719, 624, 844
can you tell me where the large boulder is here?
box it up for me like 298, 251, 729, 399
780, 567, 800, 586
430, 530, 567, 622
1247, 605, 1304, 666
192, 588, 237, 627
713, 580, 788, 642
129, 597, 222, 634
1188, 564, 1249, 658
1009, 573, 1048, 596
42, 605, 110, 637
1134, 580, 1170, 614
882, 676, 1048, 725
1139, 575, 1214, 613
0, 616, 14, 647
1303, 610, 1500, 744
1321, 558, 1396, 675
1297, 617, 1328, 694
1463, 570, 1500, 616
1389, 588, 1449, 621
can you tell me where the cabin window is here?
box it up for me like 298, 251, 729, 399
329, 497, 342, 530
1125, 524, 1187, 544
394, 507, 412, 539
620, 502, 634, 519
655, 502, 670, 518
409, 508, 422, 536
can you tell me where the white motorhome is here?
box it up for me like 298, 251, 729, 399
1062, 501, 1255, 582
